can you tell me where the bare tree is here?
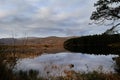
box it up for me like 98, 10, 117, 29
90, 0, 120, 34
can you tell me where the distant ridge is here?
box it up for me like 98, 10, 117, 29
0, 36, 75, 45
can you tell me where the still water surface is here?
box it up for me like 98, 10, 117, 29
14, 52, 118, 76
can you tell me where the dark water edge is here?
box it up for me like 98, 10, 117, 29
64, 34, 120, 55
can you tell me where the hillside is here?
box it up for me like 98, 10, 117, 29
0, 36, 76, 58
0, 36, 72, 45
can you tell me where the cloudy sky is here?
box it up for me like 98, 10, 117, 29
0, 0, 110, 38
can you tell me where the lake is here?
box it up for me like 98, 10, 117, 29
13, 52, 118, 77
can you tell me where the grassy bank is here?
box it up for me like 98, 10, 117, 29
0, 64, 120, 80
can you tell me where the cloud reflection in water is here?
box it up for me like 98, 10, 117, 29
14, 52, 117, 76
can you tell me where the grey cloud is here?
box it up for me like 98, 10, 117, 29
0, 0, 103, 38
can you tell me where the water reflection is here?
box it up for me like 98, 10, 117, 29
64, 35, 120, 55
14, 52, 117, 76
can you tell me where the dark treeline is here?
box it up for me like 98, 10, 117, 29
64, 34, 120, 55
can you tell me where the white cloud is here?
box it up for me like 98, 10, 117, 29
0, 10, 10, 18
35, 7, 52, 19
